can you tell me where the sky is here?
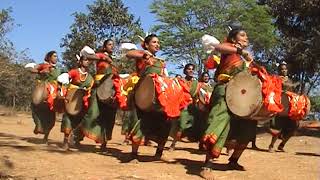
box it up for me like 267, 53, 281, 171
0, 0, 157, 62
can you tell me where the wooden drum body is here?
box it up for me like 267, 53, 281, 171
65, 88, 85, 116
32, 82, 48, 105
134, 76, 156, 112
96, 75, 115, 104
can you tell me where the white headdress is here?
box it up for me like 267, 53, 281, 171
275, 61, 287, 67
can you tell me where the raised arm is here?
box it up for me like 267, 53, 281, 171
30, 64, 51, 74
214, 43, 253, 62
30, 65, 40, 73
126, 50, 149, 60
214, 43, 238, 54
87, 53, 113, 64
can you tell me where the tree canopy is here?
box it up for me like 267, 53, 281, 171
0, 8, 34, 110
150, 0, 278, 75
60, 0, 143, 70
261, 0, 320, 94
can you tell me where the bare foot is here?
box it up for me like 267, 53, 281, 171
168, 146, 175, 152
122, 140, 129, 145
129, 158, 139, 164
100, 144, 107, 152
268, 146, 274, 153
73, 141, 81, 149
155, 155, 176, 163
200, 167, 215, 180
62, 143, 69, 151
41, 137, 48, 145
228, 161, 246, 171
277, 146, 285, 152
127, 153, 139, 164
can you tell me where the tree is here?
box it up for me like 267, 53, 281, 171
150, 0, 278, 75
0, 8, 15, 55
60, 0, 143, 70
261, 0, 320, 95
0, 8, 35, 111
310, 96, 320, 113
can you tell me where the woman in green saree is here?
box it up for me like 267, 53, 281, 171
199, 27, 255, 179
30, 51, 61, 144
60, 56, 102, 150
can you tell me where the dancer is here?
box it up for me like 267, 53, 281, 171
60, 55, 102, 150
30, 51, 61, 144
268, 62, 299, 152
125, 34, 190, 161
199, 27, 254, 179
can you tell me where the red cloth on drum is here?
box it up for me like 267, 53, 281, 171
82, 94, 90, 110
176, 79, 193, 108
250, 66, 284, 113
286, 91, 308, 121
45, 83, 57, 111
204, 55, 220, 69
151, 74, 192, 118
113, 76, 130, 110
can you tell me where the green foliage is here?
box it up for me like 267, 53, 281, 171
0, 8, 15, 54
60, 0, 143, 70
150, 0, 278, 75
310, 96, 320, 112
0, 8, 35, 110
0, 55, 35, 109
0, 8, 14, 39
262, 0, 320, 94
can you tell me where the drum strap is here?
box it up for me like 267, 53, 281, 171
121, 75, 140, 96
95, 74, 105, 81
217, 74, 232, 83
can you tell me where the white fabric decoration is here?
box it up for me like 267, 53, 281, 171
201, 34, 220, 54
120, 43, 138, 51
80, 46, 96, 57
119, 74, 130, 79
57, 73, 70, 85
24, 63, 37, 69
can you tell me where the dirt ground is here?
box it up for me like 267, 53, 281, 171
0, 109, 319, 180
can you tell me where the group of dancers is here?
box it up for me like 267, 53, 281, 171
27, 27, 308, 179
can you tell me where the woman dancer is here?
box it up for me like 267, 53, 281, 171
30, 51, 61, 144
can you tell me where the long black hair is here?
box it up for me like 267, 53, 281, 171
200, 71, 210, 80
226, 27, 245, 43
183, 63, 195, 75
44, 50, 57, 62
142, 34, 158, 50
103, 39, 113, 47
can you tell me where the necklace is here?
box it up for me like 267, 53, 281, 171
78, 68, 88, 82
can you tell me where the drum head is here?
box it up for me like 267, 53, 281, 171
32, 83, 48, 105
278, 93, 290, 116
97, 75, 114, 102
135, 76, 155, 111
65, 88, 85, 116
226, 71, 262, 117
